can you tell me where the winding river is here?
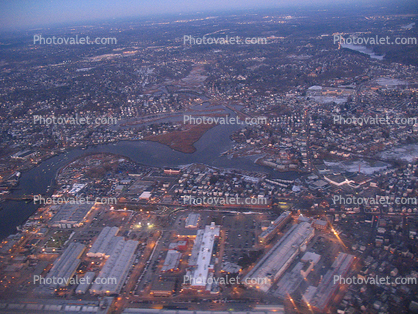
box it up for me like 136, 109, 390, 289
0, 122, 298, 239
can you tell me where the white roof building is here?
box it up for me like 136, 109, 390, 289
87, 226, 122, 258
90, 239, 138, 295
184, 222, 220, 291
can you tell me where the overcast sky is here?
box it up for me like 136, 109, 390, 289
0, 0, 410, 31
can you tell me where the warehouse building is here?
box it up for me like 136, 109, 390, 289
244, 222, 315, 292
311, 253, 355, 312
75, 271, 96, 294
182, 222, 220, 292
150, 280, 176, 297
258, 211, 291, 244
187, 229, 205, 267
44, 242, 86, 288
87, 226, 122, 258
90, 239, 138, 295
161, 250, 182, 272
185, 213, 200, 228
275, 262, 306, 298
49, 203, 94, 228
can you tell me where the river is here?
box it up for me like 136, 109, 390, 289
0, 122, 299, 239
341, 44, 384, 60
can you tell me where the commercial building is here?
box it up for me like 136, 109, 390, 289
182, 222, 220, 292
176, 229, 197, 238
139, 191, 152, 200
87, 227, 122, 258
150, 280, 176, 297
161, 250, 182, 272
258, 211, 291, 244
44, 242, 86, 288
49, 203, 94, 228
311, 253, 355, 312
90, 239, 138, 295
185, 213, 200, 228
168, 240, 188, 251
244, 222, 315, 292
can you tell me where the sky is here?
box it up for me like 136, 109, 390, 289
0, 0, 412, 31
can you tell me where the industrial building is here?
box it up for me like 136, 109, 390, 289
168, 240, 188, 251
275, 262, 306, 298
150, 280, 176, 297
44, 242, 86, 288
187, 229, 205, 267
185, 213, 200, 228
258, 211, 291, 244
182, 222, 220, 292
161, 250, 182, 272
301, 251, 321, 264
275, 252, 321, 298
244, 222, 315, 292
313, 219, 328, 230
90, 239, 138, 295
311, 253, 355, 312
87, 227, 122, 258
75, 271, 96, 294
49, 203, 94, 228
176, 229, 197, 238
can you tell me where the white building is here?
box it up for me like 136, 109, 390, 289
183, 222, 220, 292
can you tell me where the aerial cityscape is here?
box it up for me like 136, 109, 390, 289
0, 0, 418, 313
